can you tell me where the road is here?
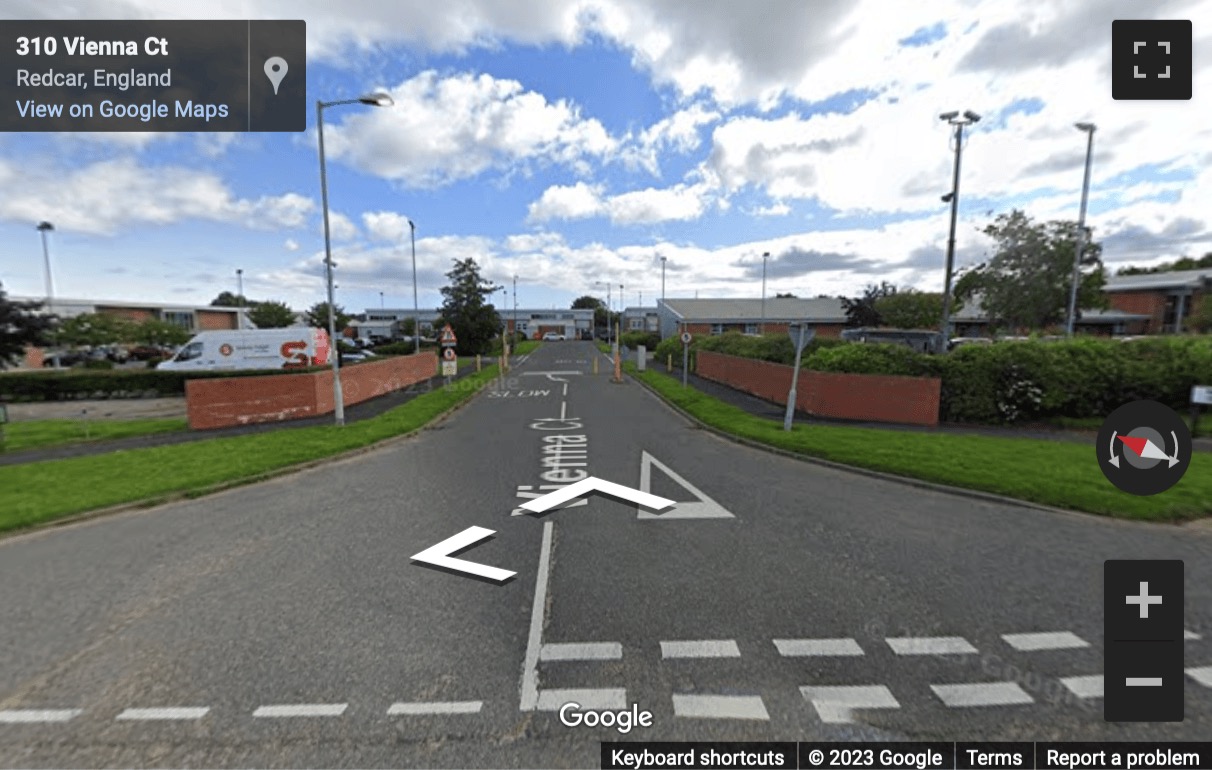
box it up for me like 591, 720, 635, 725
0, 340, 1209, 768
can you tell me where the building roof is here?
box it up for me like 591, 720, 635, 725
951, 296, 1148, 323
1104, 269, 1212, 292
659, 297, 846, 322
14, 296, 246, 314
623, 306, 659, 314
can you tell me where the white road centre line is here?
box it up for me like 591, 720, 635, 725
541, 642, 623, 661
1001, 631, 1090, 651
1060, 674, 1104, 699
520, 520, 555, 711
774, 638, 864, 657
560, 401, 566, 419
1186, 630, 1201, 640
116, 707, 210, 721
387, 701, 483, 715
537, 688, 627, 711
0, 709, 82, 723
887, 636, 977, 655
562, 382, 568, 397
931, 682, 1034, 707
661, 639, 741, 659
252, 703, 347, 718
800, 685, 899, 724
671, 694, 768, 720
1188, 667, 1212, 688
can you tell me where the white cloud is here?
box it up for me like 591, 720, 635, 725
0, 157, 314, 236
752, 202, 791, 217
527, 182, 604, 222
605, 183, 711, 225
326, 211, 359, 241
362, 211, 414, 242
323, 70, 617, 187
284, 238, 300, 251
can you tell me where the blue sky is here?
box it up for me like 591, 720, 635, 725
2, 0, 1210, 316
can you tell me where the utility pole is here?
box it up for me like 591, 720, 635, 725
938, 110, 980, 351
236, 268, 245, 329
760, 251, 769, 334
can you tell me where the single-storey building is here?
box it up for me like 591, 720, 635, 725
1102, 268, 1211, 334
356, 307, 595, 341
656, 297, 848, 339
623, 306, 661, 333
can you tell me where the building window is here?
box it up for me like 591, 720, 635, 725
710, 323, 724, 335
744, 323, 759, 334
163, 311, 193, 329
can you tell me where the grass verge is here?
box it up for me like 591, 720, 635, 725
1051, 414, 1212, 438
0, 367, 500, 534
1, 418, 188, 453
631, 365, 1212, 522
0, 419, 186, 455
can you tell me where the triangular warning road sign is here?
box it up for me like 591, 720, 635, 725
636, 451, 736, 519
439, 324, 457, 344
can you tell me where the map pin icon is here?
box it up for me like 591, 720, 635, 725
264, 57, 288, 95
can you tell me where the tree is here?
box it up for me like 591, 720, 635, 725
572, 295, 609, 331
51, 312, 134, 348
210, 291, 251, 308
1189, 298, 1212, 333
304, 301, 352, 332
438, 258, 502, 355
841, 281, 897, 326
875, 290, 945, 329
248, 300, 296, 328
0, 284, 55, 368
774, 292, 797, 298
955, 209, 1107, 331
1118, 252, 1212, 276
130, 318, 192, 347
397, 317, 417, 336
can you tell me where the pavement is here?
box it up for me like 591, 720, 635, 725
0, 340, 1209, 767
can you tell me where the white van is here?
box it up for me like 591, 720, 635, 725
157, 328, 331, 372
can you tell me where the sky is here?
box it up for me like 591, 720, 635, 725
2, 0, 1210, 315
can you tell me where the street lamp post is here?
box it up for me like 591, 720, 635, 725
1066, 123, 1097, 337
660, 255, 667, 301
760, 251, 769, 334
938, 110, 980, 351
512, 275, 517, 343
317, 91, 394, 427
407, 217, 419, 355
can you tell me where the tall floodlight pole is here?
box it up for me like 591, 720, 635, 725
317, 91, 394, 426
1066, 123, 1096, 337
660, 255, 667, 301
36, 221, 57, 367
236, 269, 245, 329
938, 110, 980, 351
408, 217, 419, 354
36, 221, 54, 309
760, 251, 770, 334
512, 274, 517, 342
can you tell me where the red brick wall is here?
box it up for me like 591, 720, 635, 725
24, 346, 45, 369
696, 350, 940, 426
196, 310, 239, 330
1108, 292, 1167, 334
186, 353, 438, 430
98, 307, 156, 323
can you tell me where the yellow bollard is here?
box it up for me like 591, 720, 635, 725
476, 354, 481, 372
667, 354, 672, 371
593, 357, 599, 375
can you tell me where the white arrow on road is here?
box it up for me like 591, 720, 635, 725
411, 526, 516, 583
519, 476, 675, 514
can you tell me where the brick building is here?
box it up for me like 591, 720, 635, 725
16, 296, 247, 331
657, 297, 847, 339
1102, 269, 1211, 334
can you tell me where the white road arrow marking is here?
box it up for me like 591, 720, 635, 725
637, 451, 735, 519
518, 476, 675, 514
411, 526, 516, 583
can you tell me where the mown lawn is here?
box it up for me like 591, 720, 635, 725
633, 366, 1212, 522
1, 418, 188, 453
0, 368, 500, 533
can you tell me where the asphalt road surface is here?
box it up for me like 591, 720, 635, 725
1, 341, 1209, 768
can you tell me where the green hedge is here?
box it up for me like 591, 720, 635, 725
655, 330, 847, 367
0, 365, 330, 402
803, 336, 1212, 424
620, 331, 660, 350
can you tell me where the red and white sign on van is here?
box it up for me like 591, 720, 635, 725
439, 324, 458, 346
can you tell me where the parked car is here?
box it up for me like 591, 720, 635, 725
542, 332, 566, 341
341, 349, 377, 363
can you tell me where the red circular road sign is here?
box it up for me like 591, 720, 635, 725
680, 331, 692, 344
442, 347, 457, 361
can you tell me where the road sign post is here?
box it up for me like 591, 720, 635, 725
0, 402, 7, 451
680, 330, 692, 387
1193, 385, 1212, 436
439, 324, 458, 382
784, 323, 815, 431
